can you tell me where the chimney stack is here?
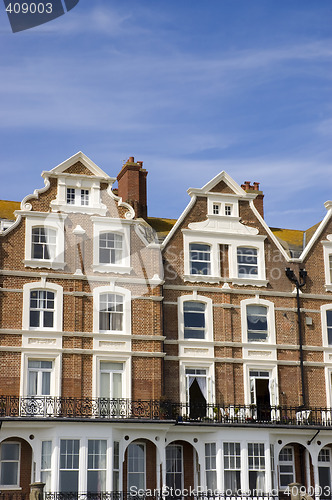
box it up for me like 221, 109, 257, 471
117, 157, 148, 219
241, 180, 264, 219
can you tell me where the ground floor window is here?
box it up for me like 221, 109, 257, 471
248, 443, 265, 491
87, 440, 107, 492
205, 443, 217, 491
0, 442, 20, 487
127, 442, 145, 491
166, 444, 183, 491
224, 442, 241, 492
41, 441, 52, 491
279, 446, 295, 489
59, 439, 80, 493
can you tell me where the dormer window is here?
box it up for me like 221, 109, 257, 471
66, 188, 89, 206
212, 204, 220, 215
225, 205, 232, 216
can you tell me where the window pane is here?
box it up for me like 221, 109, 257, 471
247, 305, 268, 341
59, 470, 79, 493
1, 462, 18, 485
1, 443, 19, 460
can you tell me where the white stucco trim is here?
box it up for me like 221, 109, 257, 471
22, 281, 63, 332
92, 285, 131, 334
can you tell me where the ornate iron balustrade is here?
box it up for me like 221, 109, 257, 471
0, 396, 331, 426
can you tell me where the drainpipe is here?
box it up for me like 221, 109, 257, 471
285, 268, 307, 408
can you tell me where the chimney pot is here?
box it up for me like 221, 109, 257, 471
253, 182, 260, 191
128, 156, 134, 163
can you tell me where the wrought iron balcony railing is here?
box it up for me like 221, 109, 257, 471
0, 396, 331, 426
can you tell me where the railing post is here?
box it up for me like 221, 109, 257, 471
29, 482, 45, 500
288, 482, 302, 500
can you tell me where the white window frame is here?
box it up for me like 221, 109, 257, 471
183, 232, 267, 286
244, 365, 278, 407
59, 439, 80, 493
93, 286, 131, 334
179, 361, 214, 406
92, 218, 131, 274
0, 441, 20, 489
87, 439, 107, 493
24, 213, 66, 270
66, 187, 90, 207
207, 197, 239, 218
41, 440, 52, 492
22, 282, 63, 331
50, 176, 107, 215
92, 356, 131, 400
27, 359, 53, 396
241, 298, 275, 344
223, 442, 242, 493
20, 352, 61, 398
321, 304, 332, 347
205, 443, 217, 491
278, 446, 295, 490
166, 444, 183, 491
189, 243, 212, 276
127, 442, 146, 491
322, 242, 332, 291
178, 295, 213, 341
248, 443, 266, 492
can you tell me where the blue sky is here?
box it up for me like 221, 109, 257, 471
0, 0, 331, 229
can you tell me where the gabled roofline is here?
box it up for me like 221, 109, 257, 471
198, 170, 247, 196
42, 151, 113, 180
300, 202, 332, 261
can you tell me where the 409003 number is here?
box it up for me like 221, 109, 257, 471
6, 3, 53, 14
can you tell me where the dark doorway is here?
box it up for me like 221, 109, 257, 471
189, 378, 206, 419
256, 378, 271, 421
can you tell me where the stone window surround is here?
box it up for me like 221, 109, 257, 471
92, 354, 131, 400
22, 281, 63, 332
183, 232, 267, 286
177, 294, 213, 342
92, 217, 132, 274
20, 352, 61, 398
24, 213, 66, 270
240, 298, 276, 345
92, 285, 131, 334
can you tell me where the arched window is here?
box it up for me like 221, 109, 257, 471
247, 305, 268, 342
178, 295, 213, 341
184, 301, 206, 339
241, 298, 275, 344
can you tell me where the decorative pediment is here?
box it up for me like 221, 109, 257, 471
42, 151, 114, 180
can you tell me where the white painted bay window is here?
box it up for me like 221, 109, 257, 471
127, 443, 145, 490
59, 439, 80, 493
224, 442, 241, 493
87, 440, 107, 492
41, 441, 52, 491
205, 443, 217, 491
248, 443, 265, 491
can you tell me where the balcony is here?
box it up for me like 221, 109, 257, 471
0, 396, 331, 426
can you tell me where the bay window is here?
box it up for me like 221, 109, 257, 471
224, 442, 241, 492
87, 440, 107, 492
59, 439, 80, 493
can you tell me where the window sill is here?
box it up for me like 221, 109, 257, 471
50, 203, 107, 216
231, 278, 268, 287
325, 284, 332, 292
24, 259, 65, 270
183, 274, 220, 284
0, 486, 22, 490
93, 264, 132, 274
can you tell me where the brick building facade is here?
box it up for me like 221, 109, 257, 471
0, 152, 332, 498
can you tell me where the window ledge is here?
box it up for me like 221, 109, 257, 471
50, 203, 107, 216
24, 259, 65, 270
0, 487, 22, 490
93, 264, 132, 274
183, 274, 220, 284
232, 278, 268, 287
325, 284, 332, 292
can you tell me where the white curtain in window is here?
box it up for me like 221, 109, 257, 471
188, 376, 207, 399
